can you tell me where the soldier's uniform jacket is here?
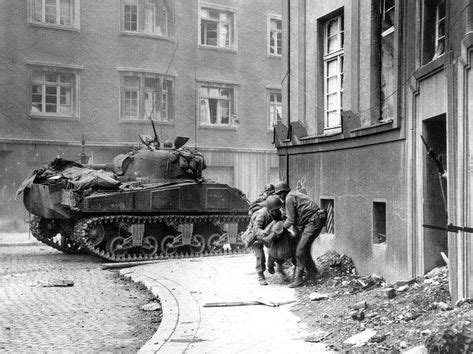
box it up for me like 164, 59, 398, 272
252, 206, 273, 238
283, 190, 320, 229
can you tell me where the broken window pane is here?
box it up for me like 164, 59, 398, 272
200, 7, 233, 48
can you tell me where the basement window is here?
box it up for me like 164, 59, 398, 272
320, 198, 335, 234
372, 201, 387, 244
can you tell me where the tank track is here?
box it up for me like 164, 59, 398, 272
30, 216, 83, 254
72, 214, 250, 262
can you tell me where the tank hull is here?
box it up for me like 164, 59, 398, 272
23, 180, 250, 261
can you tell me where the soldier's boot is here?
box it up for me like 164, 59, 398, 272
258, 272, 268, 286
305, 261, 319, 281
288, 267, 305, 288
276, 264, 290, 282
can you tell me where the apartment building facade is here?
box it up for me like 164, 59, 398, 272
277, 0, 472, 301
0, 0, 282, 230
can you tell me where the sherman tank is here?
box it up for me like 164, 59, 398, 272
17, 131, 250, 262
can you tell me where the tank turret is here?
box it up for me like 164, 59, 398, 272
19, 123, 250, 262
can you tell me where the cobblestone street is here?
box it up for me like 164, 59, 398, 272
0, 245, 159, 352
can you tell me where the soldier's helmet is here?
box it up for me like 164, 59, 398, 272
265, 195, 283, 211
274, 181, 290, 194
264, 183, 275, 194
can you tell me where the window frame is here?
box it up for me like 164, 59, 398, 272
121, 0, 173, 39
198, 81, 238, 128
267, 15, 282, 57
27, 0, 80, 31
119, 70, 174, 123
433, 1, 446, 59
323, 14, 344, 131
320, 198, 335, 235
198, 3, 237, 51
27, 63, 81, 120
267, 89, 282, 130
380, 0, 395, 37
372, 199, 387, 244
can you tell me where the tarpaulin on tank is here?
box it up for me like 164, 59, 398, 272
16, 158, 120, 198
60, 166, 120, 190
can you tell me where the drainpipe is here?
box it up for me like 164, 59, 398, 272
286, 0, 291, 185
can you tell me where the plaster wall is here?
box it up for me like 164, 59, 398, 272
283, 140, 409, 283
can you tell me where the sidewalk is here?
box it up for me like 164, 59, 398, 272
0, 232, 40, 247
121, 253, 331, 353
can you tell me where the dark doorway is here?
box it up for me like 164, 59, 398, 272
422, 114, 448, 272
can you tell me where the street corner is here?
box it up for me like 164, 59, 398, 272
123, 254, 331, 353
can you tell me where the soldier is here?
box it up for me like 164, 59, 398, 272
248, 183, 275, 215
251, 195, 284, 285
274, 181, 325, 288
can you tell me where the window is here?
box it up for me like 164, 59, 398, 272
28, 0, 79, 29
120, 72, 173, 121
323, 14, 344, 130
199, 6, 235, 49
423, 0, 446, 63
379, 0, 395, 121
199, 84, 236, 126
268, 17, 282, 56
122, 0, 171, 37
30, 67, 79, 118
434, 2, 446, 58
372, 201, 387, 244
268, 90, 282, 129
320, 198, 334, 234
381, 0, 395, 36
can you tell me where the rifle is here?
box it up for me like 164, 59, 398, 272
420, 135, 472, 234
420, 135, 445, 174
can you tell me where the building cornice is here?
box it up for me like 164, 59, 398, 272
24, 59, 84, 70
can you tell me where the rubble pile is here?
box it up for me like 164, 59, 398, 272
292, 254, 473, 352
425, 320, 473, 353
315, 250, 357, 276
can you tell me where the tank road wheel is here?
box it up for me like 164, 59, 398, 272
190, 234, 205, 254
142, 236, 159, 256
87, 224, 105, 246
161, 235, 177, 256
206, 233, 223, 253
106, 236, 129, 256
